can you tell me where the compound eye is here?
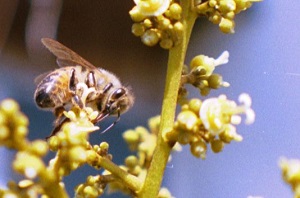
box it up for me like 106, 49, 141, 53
111, 88, 126, 100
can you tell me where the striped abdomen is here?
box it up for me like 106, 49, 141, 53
34, 68, 72, 109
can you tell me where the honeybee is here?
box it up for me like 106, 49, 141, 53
34, 38, 134, 138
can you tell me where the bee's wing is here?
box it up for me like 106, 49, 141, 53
41, 38, 98, 70
34, 71, 51, 85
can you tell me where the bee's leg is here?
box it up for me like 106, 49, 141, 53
46, 117, 70, 140
86, 71, 96, 88
46, 106, 69, 139
69, 68, 84, 108
103, 83, 113, 93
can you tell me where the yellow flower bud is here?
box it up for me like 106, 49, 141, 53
69, 147, 87, 163
219, 0, 236, 13
83, 186, 98, 198
141, 29, 160, 46
188, 98, 202, 114
219, 18, 235, 33
210, 139, 224, 153
0, 99, 19, 116
190, 140, 207, 159
30, 140, 48, 156
168, 3, 182, 20
177, 110, 199, 131
125, 155, 139, 168
132, 23, 146, 37
160, 38, 173, 49
99, 142, 109, 150
129, 6, 146, 22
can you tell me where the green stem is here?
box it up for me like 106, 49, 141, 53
138, 1, 197, 197
97, 155, 142, 191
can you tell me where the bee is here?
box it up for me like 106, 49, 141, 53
34, 38, 134, 138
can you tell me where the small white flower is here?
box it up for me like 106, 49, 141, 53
214, 51, 229, 67
134, 0, 171, 16
200, 94, 255, 136
201, 51, 229, 76
238, 93, 255, 124
238, 93, 252, 107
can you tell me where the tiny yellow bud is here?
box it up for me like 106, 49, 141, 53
129, 6, 146, 22
158, 187, 173, 198
177, 110, 199, 130
48, 135, 60, 151
99, 142, 109, 150
225, 11, 235, 19
219, 18, 235, 33
210, 13, 222, 24
86, 175, 97, 185
87, 150, 98, 163
169, 3, 182, 20
132, 23, 146, 37
0, 125, 9, 140
209, 0, 217, 7
71, 147, 87, 162
0, 112, 6, 125
19, 179, 34, 188
83, 186, 98, 197
125, 155, 139, 168
123, 130, 139, 143
141, 29, 160, 46
88, 111, 99, 121
190, 55, 207, 69
0, 99, 19, 115
160, 38, 173, 49
173, 22, 184, 34
143, 19, 153, 28
190, 140, 207, 159
188, 98, 202, 114
219, 0, 236, 13
30, 140, 48, 156
200, 86, 211, 96
177, 131, 192, 145
207, 74, 223, 89
210, 139, 224, 153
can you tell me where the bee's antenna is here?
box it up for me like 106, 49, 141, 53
100, 108, 121, 134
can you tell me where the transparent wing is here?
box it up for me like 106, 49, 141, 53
41, 38, 98, 70
34, 71, 51, 85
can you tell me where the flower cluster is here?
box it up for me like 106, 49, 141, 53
130, 0, 183, 49
166, 94, 255, 158
0, 99, 69, 197
113, 115, 175, 197
195, 0, 261, 33
279, 157, 300, 197
0, 99, 29, 150
179, 51, 230, 103
48, 108, 100, 176
75, 142, 113, 198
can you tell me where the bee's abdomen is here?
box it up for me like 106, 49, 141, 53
34, 70, 70, 108
35, 89, 55, 108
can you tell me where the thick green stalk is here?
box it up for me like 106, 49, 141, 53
138, 2, 197, 197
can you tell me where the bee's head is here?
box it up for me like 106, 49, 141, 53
106, 87, 134, 116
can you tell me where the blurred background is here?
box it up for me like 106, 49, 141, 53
0, 0, 299, 197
